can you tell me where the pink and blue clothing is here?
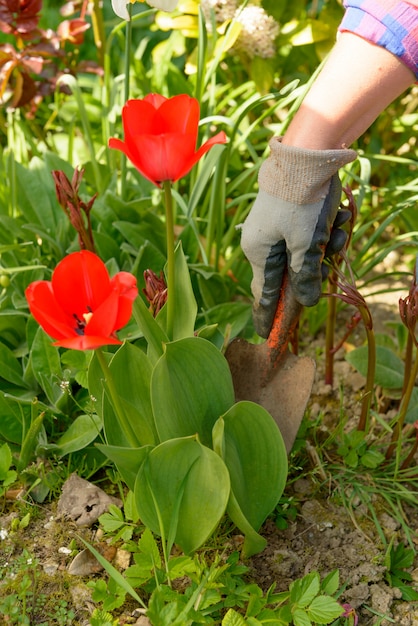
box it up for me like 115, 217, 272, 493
339, 0, 418, 78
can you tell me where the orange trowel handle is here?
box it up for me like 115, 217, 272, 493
266, 273, 303, 371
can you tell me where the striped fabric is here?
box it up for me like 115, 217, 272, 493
339, 0, 418, 77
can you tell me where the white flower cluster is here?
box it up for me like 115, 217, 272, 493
200, 1, 279, 59
233, 5, 279, 58
200, 0, 238, 26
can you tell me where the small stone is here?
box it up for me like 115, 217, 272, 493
43, 561, 59, 576
57, 474, 122, 526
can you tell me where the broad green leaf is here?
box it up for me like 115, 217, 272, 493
214, 401, 287, 532
405, 386, 418, 423
132, 297, 168, 364
0, 443, 12, 479
15, 157, 63, 232
223, 489, 267, 558
0, 342, 27, 387
138, 527, 161, 567
96, 444, 152, 492
156, 242, 197, 340
114, 214, 166, 254
168, 242, 197, 340
0, 392, 28, 443
293, 607, 311, 626
345, 345, 404, 389
151, 336, 235, 446
307, 596, 344, 623
135, 437, 230, 554
30, 327, 64, 407
290, 572, 320, 608
88, 350, 109, 418
222, 609, 248, 626
360, 448, 385, 469
55, 414, 102, 457
321, 570, 340, 596
103, 342, 157, 447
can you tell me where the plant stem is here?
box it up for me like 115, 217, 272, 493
120, 2, 133, 200
325, 274, 337, 385
357, 304, 376, 433
163, 181, 175, 340
95, 347, 139, 448
91, 0, 106, 67
386, 344, 418, 463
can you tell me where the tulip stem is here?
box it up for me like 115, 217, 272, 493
120, 2, 133, 200
163, 181, 175, 340
96, 347, 140, 448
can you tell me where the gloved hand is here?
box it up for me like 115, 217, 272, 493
241, 137, 357, 338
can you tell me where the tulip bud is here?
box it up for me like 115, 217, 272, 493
143, 269, 167, 317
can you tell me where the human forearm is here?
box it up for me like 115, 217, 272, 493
283, 32, 415, 151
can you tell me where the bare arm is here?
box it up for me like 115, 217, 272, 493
282, 32, 415, 151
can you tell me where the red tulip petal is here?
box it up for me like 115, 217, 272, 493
84, 289, 120, 337
53, 335, 122, 350
25, 280, 77, 340
52, 251, 111, 318
123, 133, 196, 183
173, 131, 228, 182
143, 93, 167, 109
110, 272, 138, 329
155, 95, 200, 136
122, 99, 162, 135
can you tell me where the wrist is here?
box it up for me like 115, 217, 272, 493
259, 138, 357, 204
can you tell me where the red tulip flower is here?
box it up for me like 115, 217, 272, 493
25, 251, 138, 350
108, 94, 227, 187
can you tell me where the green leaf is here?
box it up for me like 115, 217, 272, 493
0, 342, 27, 387
307, 595, 344, 623
138, 527, 162, 570
0, 392, 26, 443
151, 336, 235, 447
96, 444, 152, 492
290, 572, 320, 608
55, 414, 102, 457
360, 448, 385, 469
132, 296, 168, 364
346, 345, 404, 390
157, 242, 197, 340
0, 443, 12, 480
135, 437, 230, 554
214, 401, 287, 532
292, 607, 312, 626
103, 342, 158, 447
405, 386, 418, 424
30, 326, 64, 407
321, 570, 340, 596
222, 608, 248, 626
78, 537, 146, 609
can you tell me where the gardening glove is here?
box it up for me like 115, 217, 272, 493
241, 137, 357, 338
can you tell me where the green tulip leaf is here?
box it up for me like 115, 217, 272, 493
30, 327, 64, 407
346, 345, 404, 389
134, 436, 230, 554
96, 443, 152, 492
0, 341, 28, 388
151, 336, 235, 446
213, 401, 288, 556
55, 414, 102, 457
156, 242, 198, 340
132, 296, 168, 364
103, 342, 157, 447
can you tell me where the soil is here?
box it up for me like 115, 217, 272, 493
1, 270, 418, 626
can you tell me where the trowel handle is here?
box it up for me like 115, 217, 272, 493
266, 274, 303, 370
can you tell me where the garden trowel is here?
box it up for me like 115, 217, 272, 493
225, 277, 316, 453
